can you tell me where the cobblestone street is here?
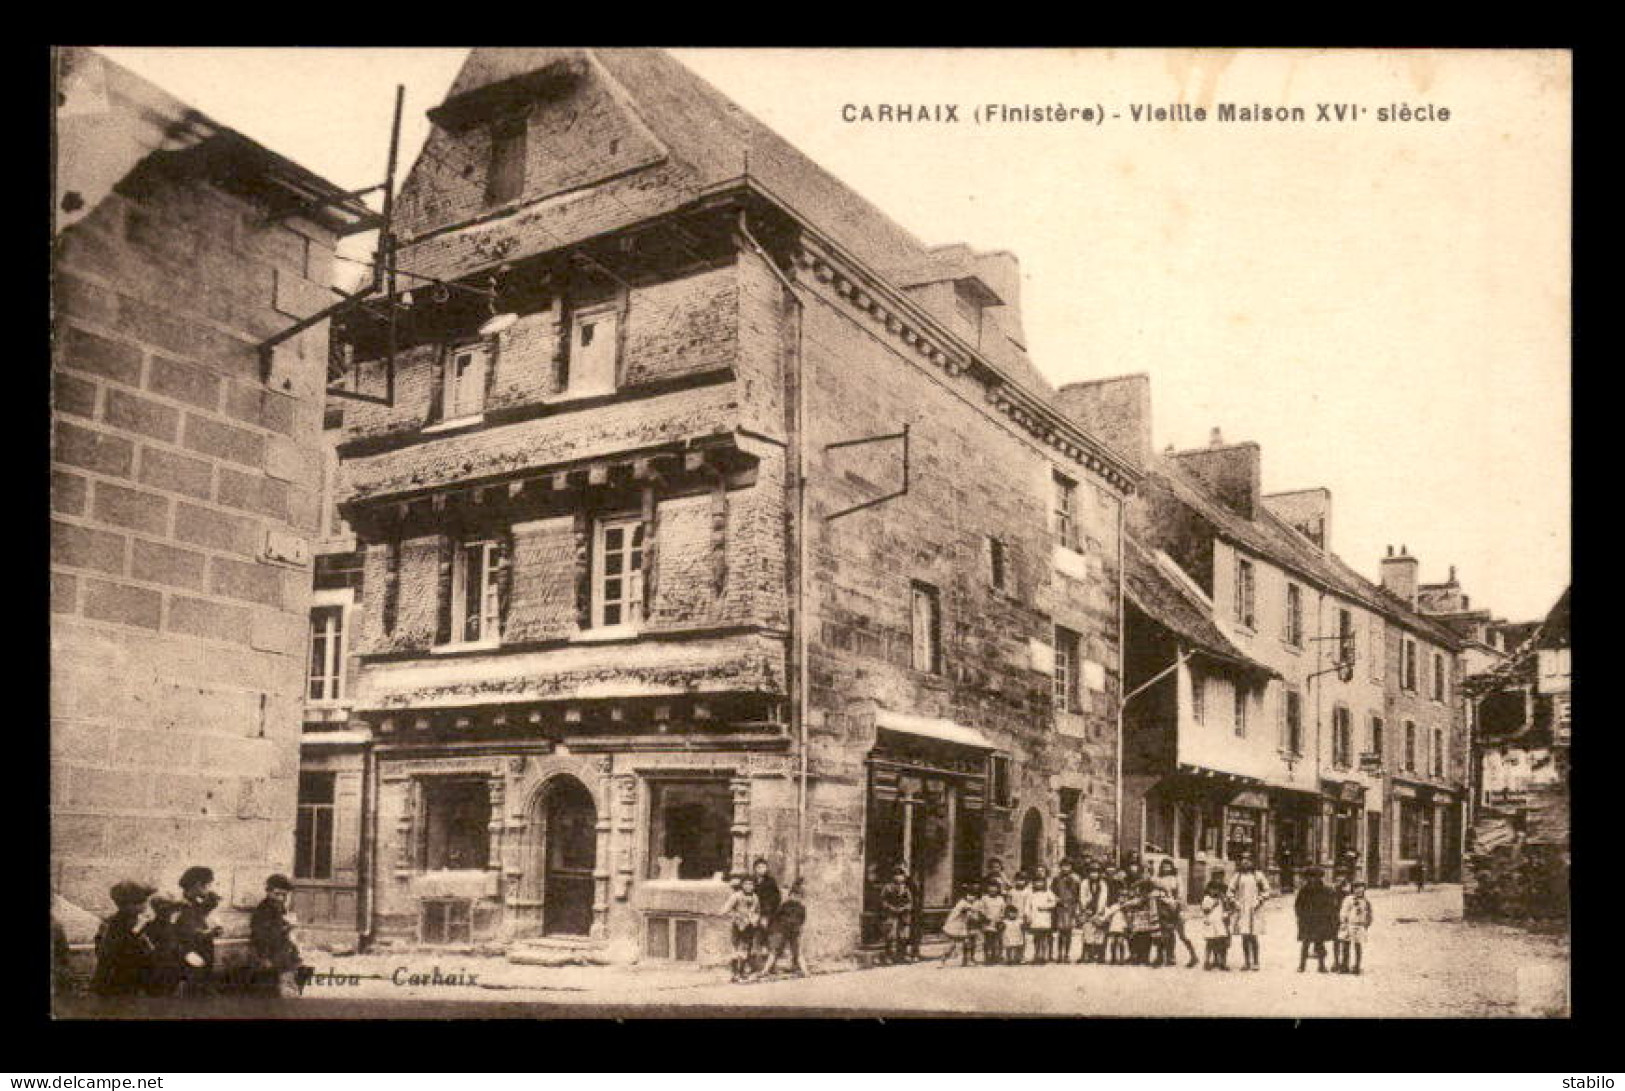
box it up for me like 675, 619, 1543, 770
64, 884, 1569, 1019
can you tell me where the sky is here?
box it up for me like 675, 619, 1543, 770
92, 47, 1571, 623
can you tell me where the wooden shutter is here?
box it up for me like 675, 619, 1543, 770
427, 346, 446, 423
434, 535, 455, 645
504, 517, 579, 642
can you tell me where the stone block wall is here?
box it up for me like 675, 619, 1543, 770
52, 149, 336, 925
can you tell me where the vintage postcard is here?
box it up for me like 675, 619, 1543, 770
50, 46, 1570, 1019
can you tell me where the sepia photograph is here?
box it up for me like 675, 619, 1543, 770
48, 46, 1571, 1022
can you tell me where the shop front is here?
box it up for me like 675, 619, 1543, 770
1321, 778, 1367, 882
1392, 779, 1435, 886
1139, 768, 1268, 902
1269, 787, 1321, 892
860, 712, 991, 945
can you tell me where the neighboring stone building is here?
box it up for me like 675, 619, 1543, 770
1059, 384, 1469, 896
50, 48, 371, 955
316, 48, 1135, 964
1418, 565, 1514, 679
1462, 587, 1570, 922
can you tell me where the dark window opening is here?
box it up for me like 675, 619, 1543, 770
911, 581, 942, 675
295, 771, 336, 880
486, 116, 527, 205
647, 779, 733, 881
421, 779, 491, 871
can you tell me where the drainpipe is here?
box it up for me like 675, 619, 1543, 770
736, 212, 810, 884
1114, 494, 1126, 859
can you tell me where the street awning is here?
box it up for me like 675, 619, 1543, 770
875, 707, 995, 750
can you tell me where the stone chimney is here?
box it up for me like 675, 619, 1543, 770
1262, 488, 1333, 551
1053, 374, 1152, 469
1380, 544, 1420, 607
970, 250, 1025, 348
1171, 428, 1262, 520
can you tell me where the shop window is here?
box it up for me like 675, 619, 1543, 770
421, 779, 491, 871
441, 342, 491, 421
1399, 800, 1422, 860
420, 898, 472, 945
646, 915, 700, 961
1284, 583, 1303, 647
910, 581, 942, 675
451, 538, 504, 644
647, 779, 733, 881
486, 115, 527, 205
1053, 625, 1081, 714
593, 515, 645, 629
568, 303, 620, 396
307, 605, 345, 702
1235, 557, 1256, 629
1052, 472, 1079, 551
294, 772, 335, 880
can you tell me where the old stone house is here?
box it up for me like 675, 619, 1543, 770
51, 48, 370, 958
309, 48, 1135, 963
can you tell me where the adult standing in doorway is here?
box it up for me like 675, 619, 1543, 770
1227, 854, 1271, 971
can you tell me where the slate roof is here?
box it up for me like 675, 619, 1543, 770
1147, 454, 1464, 649
402, 48, 1059, 400
1123, 535, 1276, 679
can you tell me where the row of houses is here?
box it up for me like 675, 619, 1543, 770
53, 48, 1555, 971
284, 48, 1481, 964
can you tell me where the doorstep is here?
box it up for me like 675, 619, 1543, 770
506, 934, 613, 967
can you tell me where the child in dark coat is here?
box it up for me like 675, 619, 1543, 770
764, 877, 808, 976
1294, 866, 1342, 973
91, 882, 158, 997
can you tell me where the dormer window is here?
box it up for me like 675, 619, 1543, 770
486, 115, 527, 205
443, 342, 490, 421
568, 303, 620, 397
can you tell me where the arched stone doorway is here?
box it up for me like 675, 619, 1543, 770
535, 775, 597, 937
1020, 807, 1043, 873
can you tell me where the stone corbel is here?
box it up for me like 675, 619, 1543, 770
729, 774, 752, 876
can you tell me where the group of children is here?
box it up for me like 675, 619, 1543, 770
928, 854, 1375, 975
720, 857, 809, 982
87, 866, 308, 999
939, 858, 1198, 969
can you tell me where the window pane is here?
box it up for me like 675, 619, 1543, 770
647, 917, 670, 959
299, 772, 336, 805
314, 807, 334, 881
424, 781, 491, 870
294, 807, 315, 879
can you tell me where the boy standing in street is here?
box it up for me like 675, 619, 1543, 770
250, 874, 307, 998
878, 866, 914, 964
763, 877, 809, 977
